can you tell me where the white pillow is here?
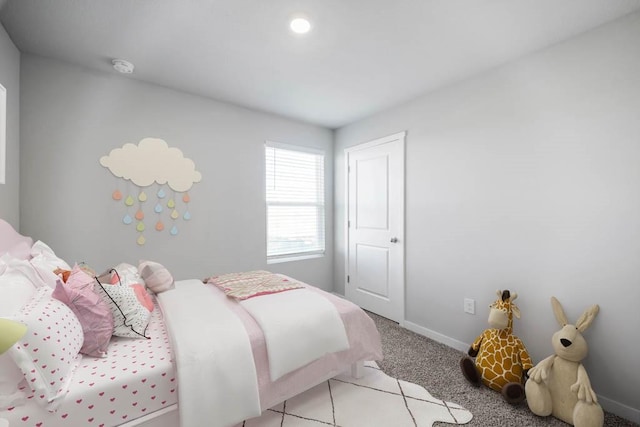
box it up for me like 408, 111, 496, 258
0, 260, 39, 407
29, 241, 71, 270
29, 241, 71, 288
0, 261, 39, 316
0, 253, 8, 275
111, 262, 145, 286
0, 353, 26, 409
8, 287, 84, 411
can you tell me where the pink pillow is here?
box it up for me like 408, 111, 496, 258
138, 260, 174, 294
52, 266, 114, 357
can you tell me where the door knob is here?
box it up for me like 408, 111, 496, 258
390, 237, 398, 243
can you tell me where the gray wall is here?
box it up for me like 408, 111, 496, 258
334, 12, 640, 422
19, 55, 334, 290
0, 22, 19, 227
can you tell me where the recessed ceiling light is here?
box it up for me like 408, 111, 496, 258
290, 17, 311, 34
112, 59, 135, 74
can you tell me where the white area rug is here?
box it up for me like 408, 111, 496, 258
237, 362, 473, 426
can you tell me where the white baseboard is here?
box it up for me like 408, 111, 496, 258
335, 289, 640, 423
402, 320, 640, 424
403, 320, 469, 354
598, 395, 640, 424
333, 294, 469, 353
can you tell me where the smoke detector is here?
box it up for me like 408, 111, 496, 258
112, 59, 135, 74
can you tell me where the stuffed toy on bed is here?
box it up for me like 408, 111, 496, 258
525, 297, 603, 427
460, 289, 533, 404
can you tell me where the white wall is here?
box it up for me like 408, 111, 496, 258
0, 22, 20, 227
335, 11, 640, 422
19, 55, 334, 289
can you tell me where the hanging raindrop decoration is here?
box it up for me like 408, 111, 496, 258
112, 178, 123, 202
100, 137, 202, 245
154, 184, 165, 232
182, 192, 192, 221
132, 189, 147, 244
121, 180, 134, 225
167, 190, 179, 235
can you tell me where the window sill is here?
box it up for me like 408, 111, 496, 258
267, 253, 324, 264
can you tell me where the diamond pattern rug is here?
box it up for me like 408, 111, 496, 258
238, 362, 473, 426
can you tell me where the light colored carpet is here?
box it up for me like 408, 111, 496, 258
368, 312, 639, 427
239, 362, 472, 426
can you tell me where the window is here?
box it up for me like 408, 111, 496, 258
265, 142, 325, 261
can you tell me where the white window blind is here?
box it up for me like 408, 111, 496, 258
265, 142, 325, 260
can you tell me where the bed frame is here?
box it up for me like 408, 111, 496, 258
124, 361, 365, 427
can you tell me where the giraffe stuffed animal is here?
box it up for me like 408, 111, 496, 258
525, 297, 603, 427
460, 289, 533, 404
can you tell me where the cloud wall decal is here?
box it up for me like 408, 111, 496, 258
100, 138, 202, 192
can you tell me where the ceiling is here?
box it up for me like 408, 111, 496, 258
1, 0, 639, 129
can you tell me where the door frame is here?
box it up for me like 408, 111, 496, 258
344, 131, 406, 326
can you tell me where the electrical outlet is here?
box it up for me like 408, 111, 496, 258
464, 298, 475, 315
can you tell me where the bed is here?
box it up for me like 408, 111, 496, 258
0, 219, 383, 427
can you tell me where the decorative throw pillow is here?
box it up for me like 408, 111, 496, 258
94, 273, 153, 339
52, 266, 114, 357
7, 287, 84, 411
138, 260, 175, 293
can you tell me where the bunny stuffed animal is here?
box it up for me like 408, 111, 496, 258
525, 297, 603, 427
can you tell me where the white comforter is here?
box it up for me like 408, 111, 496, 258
158, 279, 352, 427
241, 288, 350, 381
157, 279, 261, 427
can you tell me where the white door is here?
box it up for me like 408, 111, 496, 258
345, 132, 405, 323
